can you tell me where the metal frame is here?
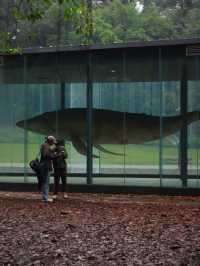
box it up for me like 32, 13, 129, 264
11, 38, 200, 55
1, 39, 200, 187
86, 51, 93, 184
180, 58, 188, 187
1, 172, 200, 179
1, 182, 200, 195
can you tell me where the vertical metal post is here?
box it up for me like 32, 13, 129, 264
159, 48, 163, 186
122, 50, 126, 183
23, 55, 28, 183
86, 0, 93, 184
86, 52, 93, 184
195, 57, 200, 182
180, 60, 188, 187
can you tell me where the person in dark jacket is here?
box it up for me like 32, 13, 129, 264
40, 135, 57, 202
52, 139, 68, 199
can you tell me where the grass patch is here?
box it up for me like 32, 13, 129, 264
0, 142, 199, 166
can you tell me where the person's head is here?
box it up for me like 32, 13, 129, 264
56, 139, 65, 146
46, 135, 56, 145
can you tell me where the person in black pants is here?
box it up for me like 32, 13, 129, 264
52, 139, 68, 199
39, 135, 57, 202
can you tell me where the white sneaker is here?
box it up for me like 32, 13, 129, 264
63, 193, 68, 199
43, 198, 54, 203
52, 195, 58, 200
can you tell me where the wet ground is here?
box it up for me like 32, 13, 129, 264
0, 192, 200, 265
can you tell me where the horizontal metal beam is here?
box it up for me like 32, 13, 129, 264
1, 183, 200, 195
0, 172, 200, 179
2, 38, 200, 56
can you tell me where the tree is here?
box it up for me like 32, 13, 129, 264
140, 4, 174, 40
0, 0, 94, 52
0, 0, 200, 52
0, 0, 19, 52
139, 0, 200, 38
93, 0, 147, 43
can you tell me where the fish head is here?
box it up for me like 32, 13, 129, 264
16, 111, 73, 141
16, 113, 55, 136
16, 120, 25, 129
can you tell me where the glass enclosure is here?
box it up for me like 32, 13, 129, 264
0, 41, 200, 187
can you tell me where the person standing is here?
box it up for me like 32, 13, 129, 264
52, 139, 68, 199
40, 135, 57, 202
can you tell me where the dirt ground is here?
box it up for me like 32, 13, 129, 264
0, 192, 200, 266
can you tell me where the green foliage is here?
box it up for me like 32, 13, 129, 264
140, 5, 173, 40
93, 0, 143, 43
0, 31, 21, 54
0, 0, 200, 51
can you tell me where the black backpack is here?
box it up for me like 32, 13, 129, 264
29, 157, 44, 173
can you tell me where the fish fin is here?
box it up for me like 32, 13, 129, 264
94, 144, 124, 156
71, 135, 99, 158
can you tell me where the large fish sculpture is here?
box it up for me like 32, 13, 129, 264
16, 108, 200, 157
